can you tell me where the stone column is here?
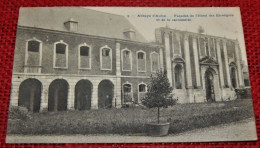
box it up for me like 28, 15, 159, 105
235, 40, 245, 87
40, 81, 49, 111
184, 34, 192, 89
67, 83, 75, 110
159, 48, 164, 71
216, 39, 225, 88
115, 42, 122, 108
91, 82, 98, 109
192, 35, 201, 88
10, 76, 20, 106
223, 39, 232, 87
164, 32, 173, 86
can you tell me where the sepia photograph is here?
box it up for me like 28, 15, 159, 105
6, 7, 257, 143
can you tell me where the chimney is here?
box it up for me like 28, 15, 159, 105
64, 18, 78, 32
123, 28, 136, 40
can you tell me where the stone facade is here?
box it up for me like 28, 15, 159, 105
155, 27, 245, 103
10, 8, 247, 112
11, 26, 162, 112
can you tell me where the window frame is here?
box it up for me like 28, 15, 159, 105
150, 51, 160, 72
122, 81, 133, 103
121, 48, 132, 72
174, 64, 183, 89
136, 50, 146, 72
78, 43, 92, 70
53, 40, 69, 69
138, 82, 147, 103
100, 45, 112, 71
25, 38, 43, 67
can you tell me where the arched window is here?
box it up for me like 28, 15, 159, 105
174, 65, 182, 89
230, 67, 237, 88
209, 38, 216, 57
122, 82, 132, 103
121, 48, 132, 71
79, 44, 91, 69
54, 41, 68, 68
138, 83, 147, 102
137, 51, 146, 72
151, 52, 159, 72
25, 39, 42, 73
199, 38, 206, 56
100, 45, 112, 70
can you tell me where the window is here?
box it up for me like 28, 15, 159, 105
122, 83, 132, 103
137, 51, 146, 72
121, 49, 132, 71
26, 40, 41, 66
151, 52, 159, 72
139, 84, 146, 92
100, 45, 112, 70
54, 41, 68, 68
199, 38, 206, 56
138, 52, 144, 59
138, 83, 147, 103
102, 48, 110, 56
174, 65, 182, 89
79, 44, 91, 69
25, 38, 42, 73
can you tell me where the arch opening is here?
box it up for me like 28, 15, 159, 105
205, 69, 215, 102
231, 67, 237, 88
48, 79, 69, 111
75, 79, 92, 110
174, 64, 182, 89
98, 80, 114, 109
18, 78, 42, 112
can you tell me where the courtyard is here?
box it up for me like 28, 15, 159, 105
7, 99, 255, 136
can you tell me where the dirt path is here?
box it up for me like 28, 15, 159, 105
6, 118, 257, 143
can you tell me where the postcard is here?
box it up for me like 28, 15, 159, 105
6, 7, 257, 143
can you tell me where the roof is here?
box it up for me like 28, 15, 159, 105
18, 7, 147, 42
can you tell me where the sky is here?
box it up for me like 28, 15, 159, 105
88, 7, 248, 65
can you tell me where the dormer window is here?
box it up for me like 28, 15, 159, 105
123, 28, 136, 40
64, 18, 78, 32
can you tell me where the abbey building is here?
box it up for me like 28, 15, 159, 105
9, 8, 248, 112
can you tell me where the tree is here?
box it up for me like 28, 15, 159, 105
142, 70, 176, 123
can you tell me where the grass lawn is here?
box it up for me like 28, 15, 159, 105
7, 99, 255, 135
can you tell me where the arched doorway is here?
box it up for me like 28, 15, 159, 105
48, 79, 69, 111
98, 80, 114, 109
18, 78, 42, 112
205, 70, 215, 102
230, 67, 237, 88
75, 80, 92, 110
174, 64, 182, 89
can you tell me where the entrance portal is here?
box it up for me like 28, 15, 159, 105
48, 79, 69, 111
18, 78, 42, 112
75, 80, 92, 110
98, 80, 114, 109
231, 67, 237, 88
205, 70, 215, 102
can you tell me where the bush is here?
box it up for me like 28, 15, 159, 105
8, 105, 31, 120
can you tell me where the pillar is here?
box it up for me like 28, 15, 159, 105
67, 82, 75, 110
40, 81, 49, 111
223, 39, 232, 87
164, 32, 173, 86
235, 40, 245, 87
115, 42, 122, 107
159, 48, 164, 71
216, 39, 225, 88
184, 34, 192, 89
192, 35, 201, 88
91, 82, 98, 109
